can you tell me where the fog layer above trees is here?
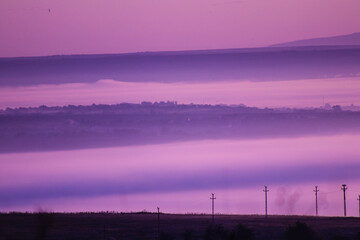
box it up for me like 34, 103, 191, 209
1, 102, 359, 153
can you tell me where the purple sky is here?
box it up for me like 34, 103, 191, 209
1, 0, 360, 57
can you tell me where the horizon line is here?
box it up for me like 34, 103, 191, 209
2, 44, 360, 60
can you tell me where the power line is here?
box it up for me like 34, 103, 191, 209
347, 189, 360, 193
317, 189, 341, 195
318, 189, 341, 195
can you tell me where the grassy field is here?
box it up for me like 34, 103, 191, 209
0, 212, 359, 240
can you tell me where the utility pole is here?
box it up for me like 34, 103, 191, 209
103, 224, 106, 240
157, 207, 160, 239
210, 193, 216, 224
263, 186, 269, 218
357, 195, 360, 217
341, 184, 348, 217
314, 186, 319, 216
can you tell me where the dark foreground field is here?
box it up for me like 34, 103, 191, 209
0, 213, 359, 240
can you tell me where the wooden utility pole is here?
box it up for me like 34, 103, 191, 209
263, 186, 269, 218
103, 224, 106, 240
210, 193, 216, 224
357, 195, 360, 217
157, 207, 160, 239
341, 184, 348, 217
314, 186, 319, 216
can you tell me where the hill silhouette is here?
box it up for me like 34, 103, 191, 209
271, 32, 360, 47
1, 45, 360, 87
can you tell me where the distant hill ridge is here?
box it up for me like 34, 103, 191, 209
1, 44, 360, 87
270, 32, 360, 47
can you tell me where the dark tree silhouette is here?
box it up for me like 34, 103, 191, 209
36, 212, 53, 240
285, 221, 318, 240
228, 224, 254, 240
182, 229, 195, 240
160, 231, 176, 240
204, 224, 228, 240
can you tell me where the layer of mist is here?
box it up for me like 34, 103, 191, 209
1, 102, 359, 153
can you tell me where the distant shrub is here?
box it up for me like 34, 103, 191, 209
332, 105, 342, 111
182, 229, 195, 240
133, 209, 152, 214
228, 224, 254, 240
285, 221, 318, 240
331, 234, 349, 240
160, 231, 176, 240
203, 224, 253, 240
355, 232, 360, 240
203, 224, 228, 240
36, 212, 53, 240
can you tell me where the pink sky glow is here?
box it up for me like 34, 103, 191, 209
1, 0, 360, 57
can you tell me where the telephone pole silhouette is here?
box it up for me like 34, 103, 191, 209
210, 193, 216, 224
357, 195, 360, 217
341, 184, 348, 217
314, 186, 319, 216
263, 186, 269, 218
157, 207, 160, 239
103, 224, 106, 240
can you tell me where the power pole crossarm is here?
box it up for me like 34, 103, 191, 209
263, 186, 269, 218
314, 186, 319, 216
